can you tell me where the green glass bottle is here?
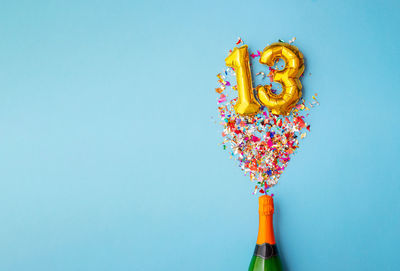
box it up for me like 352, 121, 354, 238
248, 195, 282, 271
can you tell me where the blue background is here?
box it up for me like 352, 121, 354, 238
0, 0, 399, 270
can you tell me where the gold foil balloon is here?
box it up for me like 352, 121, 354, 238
256, 43, 305, 115
225, 45, 260, 115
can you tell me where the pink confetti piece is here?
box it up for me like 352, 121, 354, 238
250, 50, 261, 58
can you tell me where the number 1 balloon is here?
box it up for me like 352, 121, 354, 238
225, 45, 260, 115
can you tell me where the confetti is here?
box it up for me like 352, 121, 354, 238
236, 37, 243, 45
256, 71, 266, 79
215, 87, 225, 93
250, 50, 261, 58
214, 40, 319, 195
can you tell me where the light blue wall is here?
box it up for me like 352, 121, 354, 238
0, 0, 399, 270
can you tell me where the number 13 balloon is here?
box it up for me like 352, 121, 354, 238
225, 42, 305, 116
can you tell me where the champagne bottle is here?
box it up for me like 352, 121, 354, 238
248, 195, 283, 271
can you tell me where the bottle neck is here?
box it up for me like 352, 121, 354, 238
256, 213, 276, 245
256, 195, 276, 245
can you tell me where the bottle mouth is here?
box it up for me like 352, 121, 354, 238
259, 195, 274, 215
